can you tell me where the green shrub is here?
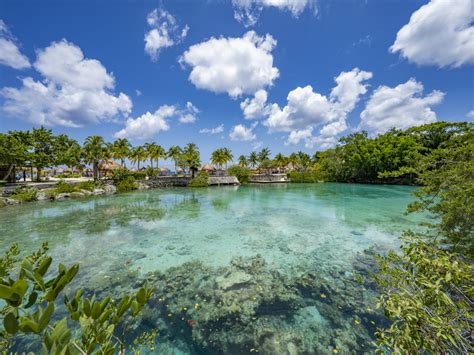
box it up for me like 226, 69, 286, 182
227, 165, 251, 184
189, 171, 209, 187
54, 180, 76, 193
54, 173, 81, 178
116, 176, 138, 192
110, 168, 131, 182
0, 243, 152, 353
10, 188, 37, 202
131, 171, 146, 180
288, 170, 322, 183
76, 180, 96, 191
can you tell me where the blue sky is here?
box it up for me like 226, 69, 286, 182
0, 0, 473, 166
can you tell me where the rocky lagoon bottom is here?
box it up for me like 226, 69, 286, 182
0, 183, 427, 354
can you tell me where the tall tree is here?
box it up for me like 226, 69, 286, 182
83, 135, 108, 181
248, 151, 258, 168
112, 138, 131, 168
167, 145, 182, 173
238, 155, 248, 167
0, 131, 29, 182
130, 146, 146, 170
258, 147, 271, 164
273, 153, 287, 173
30, 127, 56, 182
55, 135, 82, 171
183, 143, 201, 178
222, 148, 233, 169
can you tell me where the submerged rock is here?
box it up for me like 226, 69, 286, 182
0, 197, 20, 205
216, 271, 252, 290
92, 188, 105, 195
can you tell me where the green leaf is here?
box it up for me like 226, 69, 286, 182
25, 291, 38, 308
37, 256, 52, 276
4, 312, 19, 334
19, 317, 39, 333
91, 301, 101, 320
83, 298, 91, 317
38, 302, 55, 331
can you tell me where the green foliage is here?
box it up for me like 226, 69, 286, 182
211, 148, 233, 170
0, 243, 153, 353
54, 173, 82, 179
373, 122, 473, 354
110, 168, 139, 192
76, 180, 97, 192
288, 170, 323, 183
10, 188, 37, 202
54, 180, 77, 194
189, 171, 209, 187
374, 238, 473, 353
131, 171, 146, 180
227, 165, 251, 184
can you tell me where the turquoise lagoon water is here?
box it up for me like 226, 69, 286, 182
0, 183, 426, 354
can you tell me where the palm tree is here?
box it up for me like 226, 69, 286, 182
287, 153, 300, 171
211, 149, 225, 170
273, 153, 287, 173
130, 146, 146, 170
222, 147, 233, 169
112, 138, 131, 168
167, 145, 182, 173
238, 155, 248, 167
297, 151, 311, 170
83, 135, 108, 181
258, 147, 271, 163
248, 151, 258, 168
183, 143, 200, 177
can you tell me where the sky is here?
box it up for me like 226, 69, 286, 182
0, 0, 473, 166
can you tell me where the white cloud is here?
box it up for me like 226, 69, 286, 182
264, 68, 372, 148
285, 127, 313, 146
390, 0, 474, 68
144, 8, 189, 61
229, 122, 257, 141
0, 20, 30, 69
240, 89, 270, 119
114, 105, 175, 140
1, 40, 131, 127
360, 78, 444, 134
467, 110, 474, 119
180, 31, 279, 97
232, 0, 317, 27
251, 141, 263, 151
178, 101, 200, 123
199, 124, 224, 134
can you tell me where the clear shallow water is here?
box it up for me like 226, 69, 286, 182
0, 183, 426, 354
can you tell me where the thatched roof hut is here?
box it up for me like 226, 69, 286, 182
99, 160, 121, 171
201, 163, 216, 172
159, 167, 170, 173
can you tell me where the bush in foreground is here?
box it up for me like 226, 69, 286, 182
0, 243, 153, 353
189, 171, 209, 187
10, 188, 37, 202
227, 165, 251, 184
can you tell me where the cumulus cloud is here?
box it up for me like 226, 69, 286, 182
178, 101, 200, 123
264, 68, 372, 148
390, 0, 474, 68
240, 89, 270, 119
1, 40, 132, 127
229, 122, 257, 141
467, 110, 474, 119
0, 20, 30, 69
359, 78, 444, 134
232, 0, 317, 27
114, 105, 175, 140
180, 31, 279, 97
199, 124, 224, 134
144, 8, 189, 61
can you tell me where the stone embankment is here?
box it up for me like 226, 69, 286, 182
208, 176, 239, 186
250, 174, 289, 183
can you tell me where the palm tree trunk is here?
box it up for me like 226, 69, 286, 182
157, 158, 159, 169
122, 159, 125, 168
138, 160, 140, 170
37, 167, 41, 182
150, 158, 153, 169
93, 161, 98, 181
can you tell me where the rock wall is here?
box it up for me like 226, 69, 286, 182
250, 174, 289, 183
143, 176, 193, 188
208, 176, 240, 185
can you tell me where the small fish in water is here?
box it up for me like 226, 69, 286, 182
194, 303, 200, 310
332, 349, 339, 353
320, 293, 327, 299
354, 319, 361, 325
187, 319, 194, 326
